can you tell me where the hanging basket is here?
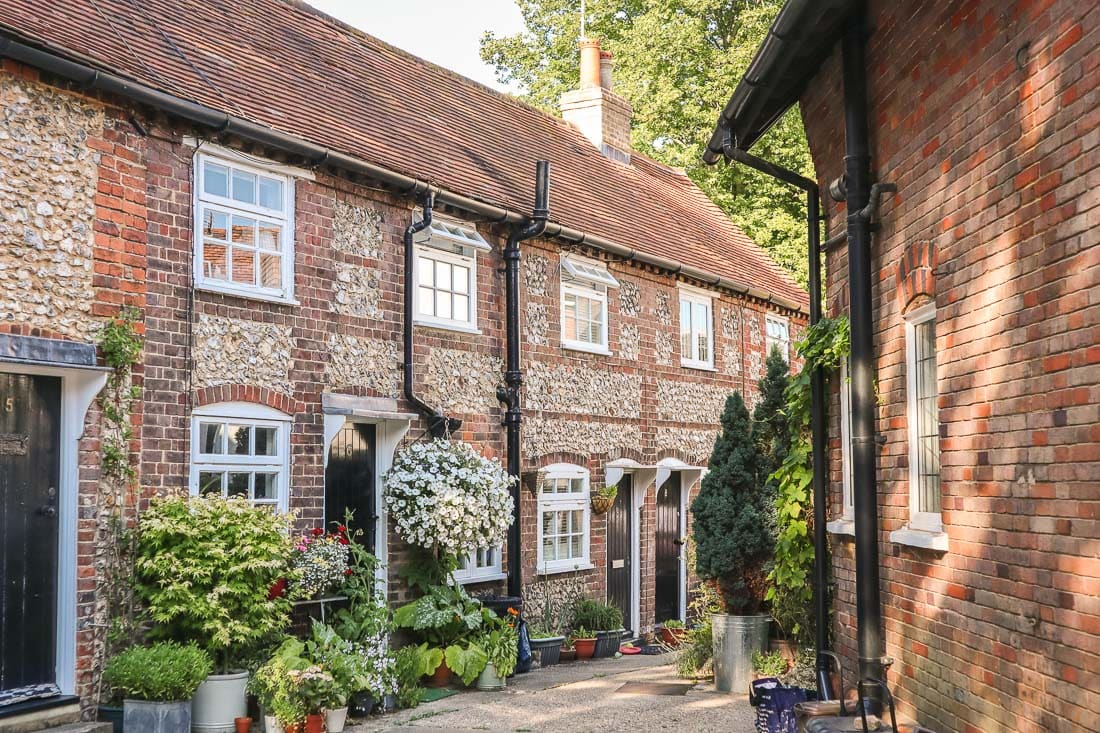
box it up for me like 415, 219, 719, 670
591, 495, 615, 515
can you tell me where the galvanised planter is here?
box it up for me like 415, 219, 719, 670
122, 699, 191, 733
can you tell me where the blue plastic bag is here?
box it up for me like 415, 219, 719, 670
753, 678, 809, 733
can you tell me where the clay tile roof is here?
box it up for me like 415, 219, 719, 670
0, 0, 807, 307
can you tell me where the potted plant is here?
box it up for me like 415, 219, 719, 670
392, 645, 430, 710
392, 579, 487, 688
569, 627, 596, 659
134, 496, 294, 733
103, 643, 212, 733
527, 619, 566, 668
248, 655, 295, 733
291, 666, 337, 733
474, 623, 518, 691
590, 482, 618, 515
660, 619, 687, 646
752, 650, 789, 680
290, 527, 351, 600
571, 599, 624, 658
691, 393, 775, 693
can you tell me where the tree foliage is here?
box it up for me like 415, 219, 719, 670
480, 0, 812, 286
690, 392, 772, 614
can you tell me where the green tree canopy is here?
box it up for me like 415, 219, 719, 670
480, 0, 812, 287
690, 392, 772, 613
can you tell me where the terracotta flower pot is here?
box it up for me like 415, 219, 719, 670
559, 647, 577, 662
284, 724, 301, 733
304, 713, 324, 733
428, 657, 452, 687
235, 716, 253, 733
661, 626, 687, 646
573, 637, 596, 659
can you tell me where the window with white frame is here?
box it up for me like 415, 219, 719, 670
679, 289, 714, 369
194, 152, 294, 302
536, 464, 591, 573
413, 215, 489, 331
190, 403, 291, 511
830, 359, 855, 534
453, 546, 504, 584
560, 257, 617, 353
905, 304, 941, 531
765, 314, 791, 361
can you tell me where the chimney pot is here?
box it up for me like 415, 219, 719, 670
599, 50, 613, 91
578, 38, 602, 89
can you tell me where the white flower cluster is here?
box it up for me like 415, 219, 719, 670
384, 439, 516, 558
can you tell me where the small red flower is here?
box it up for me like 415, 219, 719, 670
268, 577, 287, 600
344, 568, 354, 576
337, 525, 347, 533
312, 527, 323, 536
339, 537, 349, 545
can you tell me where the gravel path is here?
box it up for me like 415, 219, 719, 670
348, 653, 757, 733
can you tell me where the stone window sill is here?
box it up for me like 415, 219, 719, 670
413, 319, 483, 336
826, 518, 855, 537
889, 526, 948, 551
536, 562, 595, 576
195, 281, 299, 307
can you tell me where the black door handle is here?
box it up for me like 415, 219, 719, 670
672, 538, 685, 546
38, 505, 57, 517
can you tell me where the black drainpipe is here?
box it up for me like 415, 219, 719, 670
498, 161, 550, 598
723, 145, 834, 701
842, 8, 888, 696
404, 191, 461, 438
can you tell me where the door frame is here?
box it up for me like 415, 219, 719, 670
605, 459, 656, 637
0, 361, 107, 696
655, 458, 705, 622
322, 395, 415, 595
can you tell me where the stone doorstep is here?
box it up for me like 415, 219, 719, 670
0, 703, 111, 733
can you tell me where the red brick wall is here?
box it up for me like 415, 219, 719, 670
801, 2, 1099, 730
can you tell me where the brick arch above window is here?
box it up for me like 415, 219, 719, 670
194, 384, 299, 415
896, 240, 937, 312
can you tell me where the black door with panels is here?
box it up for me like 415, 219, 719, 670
654, 472, 682, 625
0, 373, 61, 703
605, 474, 633, 633
324, 423, 376, 551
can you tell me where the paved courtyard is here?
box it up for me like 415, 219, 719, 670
348, 654, 756, 733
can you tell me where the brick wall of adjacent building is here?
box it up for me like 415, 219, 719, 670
0, 61, 806, 711
801, 1, 1099, 731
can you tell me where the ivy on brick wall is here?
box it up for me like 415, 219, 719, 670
766, 317, 849, 642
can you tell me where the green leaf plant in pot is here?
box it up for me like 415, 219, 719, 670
473, 619, 519, 691
571, 599, 624, 658
590, 482, 618, 515
103, 643, 213, 733
135, 496, 294, 733
569, 627, 596, 660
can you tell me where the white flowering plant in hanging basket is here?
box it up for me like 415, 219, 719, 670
384, 439, 516, 560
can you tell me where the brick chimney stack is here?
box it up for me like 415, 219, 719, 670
561, 38, 632, 164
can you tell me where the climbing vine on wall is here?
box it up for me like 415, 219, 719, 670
766, 317, 850, 642
94, 307, 144, 700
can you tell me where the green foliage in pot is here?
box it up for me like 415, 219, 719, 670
393, 579, 488, 675
593, 483, 618, 501
767, 317, 850, 643
567, 627, 594, 644
676, 575, 722, 679
662, 619, 685, 629
134, 495, 294, 671
249, 652, 300, 723
691, 393, 773, 613
477, 622, 519, 679
570, 599, 623, 632
443, 641, 489, 686
103, 642, 212, 702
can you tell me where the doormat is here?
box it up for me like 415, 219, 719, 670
614, 682, 693, 696
419, 687, 460, 704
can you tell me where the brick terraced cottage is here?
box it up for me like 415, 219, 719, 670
0, 0, 807, 722
707, 1, 1099, 731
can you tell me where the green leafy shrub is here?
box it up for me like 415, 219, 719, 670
103, 643, 212, 701
662, 619, 684, 629
752, 650, 788, 677
393, 645, 429, 709
691, 393, 773, 613
570, 599, 623, 631
134, 495, 294, 670
781, 646, 818, 689
676, 577, 722, 679
478, 623, 519, 678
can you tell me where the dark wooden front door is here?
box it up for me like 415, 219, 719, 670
0, 373, 61, 700
654, 472, 682, 625
605, 475, 633, 633
325, 423, 376, 551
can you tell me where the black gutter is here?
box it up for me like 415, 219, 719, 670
498, 162, 550, 598
723, 147, 834, 701
404, 192, 460, 438
841, 9, 888, 700
0, 30, 806, 317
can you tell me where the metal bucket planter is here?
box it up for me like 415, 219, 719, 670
712, 614, 770, 693
122, 699, 191, 733
192, 671, 249, 733
529, 635, 565, 668
594, 629, 624, 658
476, 662, 506, 691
